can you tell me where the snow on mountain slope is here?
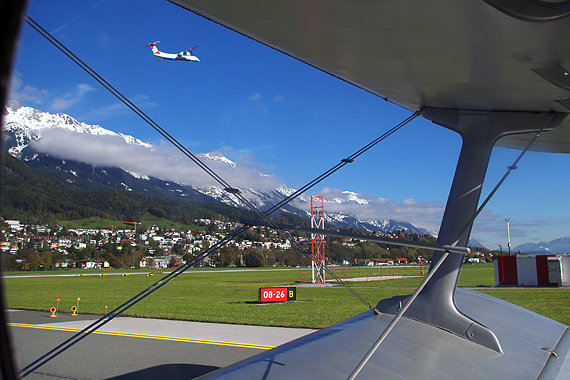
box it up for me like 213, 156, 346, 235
198, 152, 236, 168
3, 100, 151, 158
2, 102, 433, 235
514, 236, 570, 254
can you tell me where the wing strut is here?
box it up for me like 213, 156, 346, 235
377, 108, 567, 356
350, 114, 561, 377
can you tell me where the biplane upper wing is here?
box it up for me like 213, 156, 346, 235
170, 0, 570, 153
167, 1, 570, 379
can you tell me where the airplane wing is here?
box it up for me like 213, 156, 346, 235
201, 289, 568, 379
170, 0, 570, 153
168, 1, 570, 379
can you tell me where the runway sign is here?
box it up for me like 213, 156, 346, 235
259, 287, 296, 303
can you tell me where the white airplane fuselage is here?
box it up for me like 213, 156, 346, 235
150, 45, 199, 62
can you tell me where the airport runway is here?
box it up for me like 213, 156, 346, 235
6, 309, 316, 379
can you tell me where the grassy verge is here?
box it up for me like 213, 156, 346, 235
59, 217, 128, 229
3, 264, 568, 328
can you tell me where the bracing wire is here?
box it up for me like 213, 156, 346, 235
266, 112, 420, 214
21, 14, 420, 377
23, 16, 232, 195
23, 15, 280, 225
450, 128, 545, 247
347, 250, 451, 380
23, 12, 419, 304
347, 127, 547, 379
19, 225, 252, 379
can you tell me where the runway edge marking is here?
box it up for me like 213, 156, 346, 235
8, 322, 274, 350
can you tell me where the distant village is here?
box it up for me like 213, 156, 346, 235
0, 218, 302, 271
1, 218, 490, 271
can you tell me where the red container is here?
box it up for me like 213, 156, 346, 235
497, 255, 518, 285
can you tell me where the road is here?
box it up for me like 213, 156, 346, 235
6, 309, 315, 379
1, 266, 420, 279
1, 268, 308, 279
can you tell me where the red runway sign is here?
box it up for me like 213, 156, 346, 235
259, 287, 296, 303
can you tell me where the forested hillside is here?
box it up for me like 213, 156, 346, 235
1, 153, 271, 224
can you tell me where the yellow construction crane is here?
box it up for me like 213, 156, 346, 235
118, 221, 140, 233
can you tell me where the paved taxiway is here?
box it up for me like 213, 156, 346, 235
7, 309, 315, 379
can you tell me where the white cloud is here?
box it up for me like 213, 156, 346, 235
50, 83, 95, 111
9, 74, 95, 112
30, 128, 282, 191
470, 211, 569, 249
77, 102, 129, 121
248, 92, 261, 101
50, 0, 110, 35
51, 98, 71, 110
9, 72, 49, 106
27, 127, 445, 234
77, 94, 156, 122
292, 187, 445, 233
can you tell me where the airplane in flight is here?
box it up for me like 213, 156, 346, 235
145, 41, 200, 62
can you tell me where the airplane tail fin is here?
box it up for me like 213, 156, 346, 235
145, 41, 160, 55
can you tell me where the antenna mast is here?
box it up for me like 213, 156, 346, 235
311, 195, 326, 283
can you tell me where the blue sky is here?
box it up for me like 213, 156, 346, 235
9, 0, 570, 249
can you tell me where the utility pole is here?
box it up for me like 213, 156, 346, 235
505, 218, 511, 255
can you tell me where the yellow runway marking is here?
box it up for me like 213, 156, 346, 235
8, 322, 274, 350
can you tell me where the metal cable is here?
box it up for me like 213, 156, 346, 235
19, 224, 250, 378
22, 14, 421, 376
23, 14, 377, 314
347, 127, 546, 378
450, 128, 545, 247
23, 16, 234, 193
347, 250, 450, 380
265, 112, 420, 215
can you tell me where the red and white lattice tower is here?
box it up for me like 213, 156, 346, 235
311, 195, 326, 284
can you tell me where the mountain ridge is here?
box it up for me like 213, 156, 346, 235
1, 102, 442, 236
1, 151, 264, 225
514, 236, 570, 255
4, 102, 570, 251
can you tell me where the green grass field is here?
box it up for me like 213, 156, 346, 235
60, 217, 126, 229
3, 264, 568, 328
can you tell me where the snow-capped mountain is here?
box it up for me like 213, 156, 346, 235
198, 152, 236, 168
2, 102, 431, 235
514, 237, 570, 254
3, 100, 152, 158
468, 238, 486, 249
290, 191, 431, 235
